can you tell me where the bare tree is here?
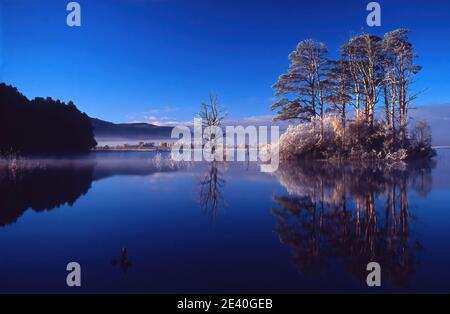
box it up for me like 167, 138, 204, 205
198, 94, 227, 156
198, 93, 227, 129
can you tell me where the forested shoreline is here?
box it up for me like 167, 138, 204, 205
0, 83, 97, 155
272, 29, 435, 160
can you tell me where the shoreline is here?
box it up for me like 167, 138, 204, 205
92, 148, 171, 152
433, 146, 450, 149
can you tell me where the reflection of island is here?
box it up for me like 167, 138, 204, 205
272, 160, 435, 288
198, 162, 226, 223
0, 155, 184, 227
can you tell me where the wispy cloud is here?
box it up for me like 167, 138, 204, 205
144, 106, 178, 114
127, 105, 184, 126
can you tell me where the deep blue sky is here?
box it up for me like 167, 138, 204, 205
1, 0, 450, 124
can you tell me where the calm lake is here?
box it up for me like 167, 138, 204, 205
0, 150, 449, 293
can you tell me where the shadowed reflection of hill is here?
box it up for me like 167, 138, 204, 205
272, 159, 435, 288
0, 160, 95, 226
0, 157, 184, 227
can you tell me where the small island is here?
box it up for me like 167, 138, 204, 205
272, 29, 435, 161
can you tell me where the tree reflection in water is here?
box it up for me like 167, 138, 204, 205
198, 161, 226, 223
272, 159, 435, 288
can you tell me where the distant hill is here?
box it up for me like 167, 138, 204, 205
90, 118, 173, 141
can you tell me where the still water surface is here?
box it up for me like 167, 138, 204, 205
0, 150, 449, 293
